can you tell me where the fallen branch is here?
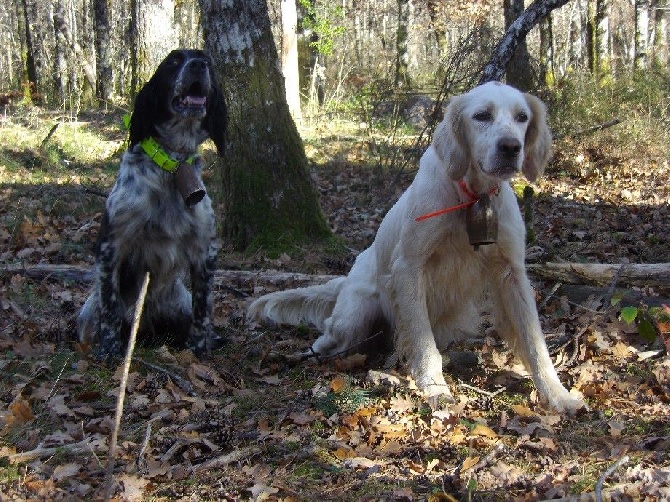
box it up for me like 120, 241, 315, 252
526, 262, 670, 289
192, 446, 261, 472
4, 262, 670, 294
8, 439, 106, 463
0, 264, 337, 288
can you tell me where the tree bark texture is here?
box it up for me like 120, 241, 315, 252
199, 0, 331, 253
479, 0, 572, 85
94, 0, 113, 101
503, 0, 534, 91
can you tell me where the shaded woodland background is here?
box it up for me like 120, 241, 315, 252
1, 0, 668, 113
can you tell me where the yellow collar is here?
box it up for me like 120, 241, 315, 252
123, 114, 198, 173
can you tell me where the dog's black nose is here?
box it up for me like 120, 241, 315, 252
189, 58, 208, 73
497, 137, 521, 156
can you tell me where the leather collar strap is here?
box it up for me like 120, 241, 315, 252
122, 114, 198, 173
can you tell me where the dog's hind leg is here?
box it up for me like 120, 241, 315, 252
312, 280, 386, 356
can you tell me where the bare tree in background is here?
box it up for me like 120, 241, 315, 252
94, 0, 113, 103
480, 0, 572, 85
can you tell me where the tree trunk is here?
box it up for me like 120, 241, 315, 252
94, 0, 113, 103
21, 0, 39, 96
479, 0, 571, 85
135, 0, 177, 85
281, 0, 302, 122
651, 0, 667, 65
395, 0, 411, 88
503, 0, 534, 91
635, 0, 650, 69
539, 15, 555, 86
594, 0, 611, 80
53, 0, 67, 102
199, 0, 331, 253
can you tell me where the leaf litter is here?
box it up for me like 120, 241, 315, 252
0, 116, 669, 500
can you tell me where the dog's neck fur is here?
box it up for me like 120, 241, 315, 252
155, 118, 209, 156
457, 166, 504, 200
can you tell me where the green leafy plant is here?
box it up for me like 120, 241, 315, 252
613, 294, 659, 342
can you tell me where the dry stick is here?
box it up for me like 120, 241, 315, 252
102, 272, 150, 502
595, 455, 629, 502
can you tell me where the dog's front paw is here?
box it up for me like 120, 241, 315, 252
546, 392, 587, 417
414, 372, 455, 409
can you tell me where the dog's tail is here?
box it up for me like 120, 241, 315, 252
248, 277, 346, 331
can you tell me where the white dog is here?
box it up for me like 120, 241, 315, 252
249, 82, 584, 414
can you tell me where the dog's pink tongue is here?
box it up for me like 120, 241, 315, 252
184, 95, 206, 106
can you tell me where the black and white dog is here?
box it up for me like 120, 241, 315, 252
78, 49, 227, 359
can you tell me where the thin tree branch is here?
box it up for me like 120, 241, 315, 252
479, 0, 572, 84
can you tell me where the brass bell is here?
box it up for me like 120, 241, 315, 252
466, 193, 498, 250
175, 162, 206, 207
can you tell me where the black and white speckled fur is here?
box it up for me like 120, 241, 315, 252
77, 49, 227, 359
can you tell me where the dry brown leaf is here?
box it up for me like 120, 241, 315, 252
51, 463, 81, 482
7, 399, 35, 426
330, 376, 348, 393
333, 446, 356, 460
333, 353, 366, 371
511, 404, 537, 418
471, 423, 497, 438
461, 455, 479, 471
288, 411, 316, 425
612, 341, 632, 359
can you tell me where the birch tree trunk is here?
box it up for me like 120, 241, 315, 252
395, 0, 411, 88
595, 0, 611, 80
199, 0, 331, 253
635, 0, 650, 69
281, 0, 302, 122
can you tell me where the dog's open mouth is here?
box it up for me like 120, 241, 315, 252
173, 82, 208, 114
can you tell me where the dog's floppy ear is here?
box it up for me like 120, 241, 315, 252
522, 93, 552, 182
432, 94, 470, 180
129, 80, 161, 147
204, 77, 227, 156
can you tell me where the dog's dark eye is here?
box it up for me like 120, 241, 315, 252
473, 111, 492, 122
516, 111, 529, 123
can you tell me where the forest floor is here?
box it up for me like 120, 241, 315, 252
0, 109, 669, 501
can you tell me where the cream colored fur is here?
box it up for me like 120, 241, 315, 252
249, 82, 584, 415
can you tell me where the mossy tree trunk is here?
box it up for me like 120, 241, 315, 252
199, 0, 331, 254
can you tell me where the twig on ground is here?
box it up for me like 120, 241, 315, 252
192, 446, 261, 472
457, 382, 506, 398
539, 281, 562, 309
103, 272, 150, 502
595, 455, 629, 502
